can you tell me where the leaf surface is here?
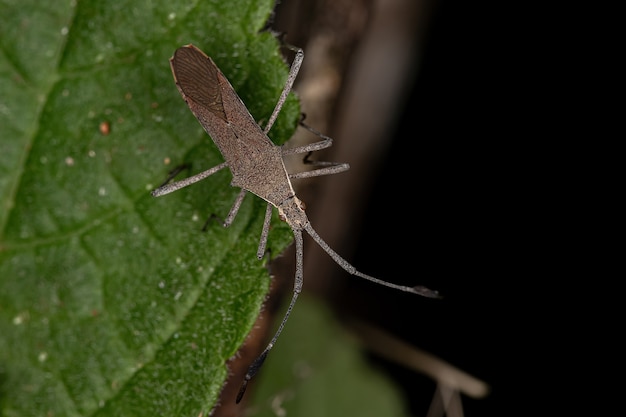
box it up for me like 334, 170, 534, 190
0, 0, 297, 415
248, 296, 411, 417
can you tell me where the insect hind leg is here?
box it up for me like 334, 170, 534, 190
263, 42, 303, 135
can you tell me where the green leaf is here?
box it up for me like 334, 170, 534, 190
248, 296, 411, 417
0, 0, 298, 416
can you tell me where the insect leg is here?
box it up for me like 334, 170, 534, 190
283, 120, 351, 178
151, 162, 228, 197
303, 222, 441, 298
288, 164, 349, 180
236, 225, 304, 403
202, 198, 271, 257
199, 189, 246, 232
281, 119, 337, 156
256, 203, 273, 259
155, 164, 192, 189
263, 46, 304, 134
281, 139, 334, 155
222, 189, 247, 227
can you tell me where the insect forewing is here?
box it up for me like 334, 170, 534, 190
170, 45, 274, 151
169, 45, 294, 205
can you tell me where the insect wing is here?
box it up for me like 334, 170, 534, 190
170, 45, 228, 122
170, 45, 273, 151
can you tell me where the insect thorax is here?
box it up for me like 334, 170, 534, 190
277, 196, 308, 229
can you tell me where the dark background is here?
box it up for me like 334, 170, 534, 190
338, 3, 504, 414
250, 1, 533, 416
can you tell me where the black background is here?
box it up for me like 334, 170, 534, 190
329, 3, 530, 416
270, 1, 542, 416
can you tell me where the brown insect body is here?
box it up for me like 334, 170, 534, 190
154, 44, 438, 404
171, 46, 299, 213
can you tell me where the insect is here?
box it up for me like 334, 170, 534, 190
152, 44, 440, 403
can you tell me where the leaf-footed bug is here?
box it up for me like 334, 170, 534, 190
152, 44, 440, 403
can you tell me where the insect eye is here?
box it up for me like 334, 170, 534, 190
277, 208, 287, 222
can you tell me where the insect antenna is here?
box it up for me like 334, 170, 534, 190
236, 226, 305, 403
303, 222, 441, 298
